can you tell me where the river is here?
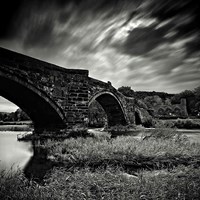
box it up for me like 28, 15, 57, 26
0, 131, 33, 171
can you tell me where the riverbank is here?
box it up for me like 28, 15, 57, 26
0, 121, 33, 131
0, 124, 32, 131
42, 129, 200, 171
1, 128, 200, 199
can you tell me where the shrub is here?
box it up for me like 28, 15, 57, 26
153, 119, 200, 129
174, 119, 200, 129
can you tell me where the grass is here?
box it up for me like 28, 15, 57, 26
44, 165, 200, 200
1, 165, 200, 200
41, 129, 200, 170
1, 128, 200, 199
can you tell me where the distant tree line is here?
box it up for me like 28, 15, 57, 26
0, 109, 30, 122
118, 86, 174, 100
171, 86, 200, 116
118, 85, 200, 117
118, 86, 173, 109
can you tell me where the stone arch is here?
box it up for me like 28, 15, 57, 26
0, 71, 66, 133
89, 91, 127, 126
158, 108, 164, 115
135, 110, 142, 125
165, 107, 172, 115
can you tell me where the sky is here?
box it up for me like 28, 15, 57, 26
0, 0, 200, 112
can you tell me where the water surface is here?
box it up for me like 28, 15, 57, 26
0, 131, 33, 171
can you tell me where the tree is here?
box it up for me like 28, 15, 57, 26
14, 109, 30, 121
118, 86, 134, 97
136, 99, 148, 109
171, 89, 194, 104
165, 98, 171, 106
144, 95, 163, 108
194, 86, 200, 100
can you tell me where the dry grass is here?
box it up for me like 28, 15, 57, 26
1, 129, 200, 199
1, 165, 200, 200
44, 131, 200, 168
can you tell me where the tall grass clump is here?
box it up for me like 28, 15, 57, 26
43, 130, 200, 168
46, 165, 200, 200
0, 169, 51, 200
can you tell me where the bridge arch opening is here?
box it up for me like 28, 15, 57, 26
0, 73, 66, 133
89, 92, 127, 126
135, 111, 142, 125
166, 107, 172, 115
88, 100, 107, 128
174, 107, 181, 115
0, 97, 30, 122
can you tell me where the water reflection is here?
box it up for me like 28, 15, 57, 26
24, 143, 59, 182
0, 132, 58, 182
0, 131, 33, 171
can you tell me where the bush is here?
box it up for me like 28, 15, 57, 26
153, 119, 200, 129
142, 118, 153, 127
174, 119, 200, 129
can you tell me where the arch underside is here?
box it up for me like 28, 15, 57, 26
0, 75, 66, 132
94, 93, 127, 126
135, 111, 142, 125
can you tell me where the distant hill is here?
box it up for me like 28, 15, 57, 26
118, 86, 174, 100
134, 91, 174, 100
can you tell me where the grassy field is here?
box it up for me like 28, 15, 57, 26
1, 128, 200, 199
43, 129, 200, 170
1, 165, 200, 199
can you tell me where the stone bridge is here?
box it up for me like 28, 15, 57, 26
0, 47, 135, 133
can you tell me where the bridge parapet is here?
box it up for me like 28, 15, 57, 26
0, 48, 88, 104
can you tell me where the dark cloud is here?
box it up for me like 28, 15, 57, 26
23, 18, 54, 48
0, 0, 199, 97
122, 25, 167, 56
0, 0, 24, 39
143, 0, 200, 55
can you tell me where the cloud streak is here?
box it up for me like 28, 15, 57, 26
0, 0, 200, 111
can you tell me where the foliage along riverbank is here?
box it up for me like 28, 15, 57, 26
154, 118, 200, 129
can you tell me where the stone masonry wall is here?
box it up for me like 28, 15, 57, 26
0, 47, 89, 129
88, 77, 135, 125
